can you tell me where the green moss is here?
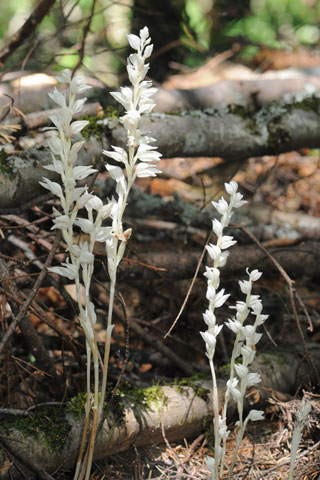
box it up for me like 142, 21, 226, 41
219, 362, 232, 376
65, 391, 126, 426
267, 123, 291, 150
66, 392, 87, 419
0, 149, 14, 175
173, 373, 210, 400
115, 383, 167, 414
260, 351, 286, 366
106, 394, 126, 424
290, 95, 320, 113
3, 406, 71, 454
66, 384, 167, 427
228, 104, 252, 119
80, 106, 120, 140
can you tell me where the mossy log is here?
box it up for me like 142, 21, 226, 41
2, 100, 320, 209
0, 347, 319, 479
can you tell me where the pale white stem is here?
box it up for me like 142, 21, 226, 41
98, 274, 116, 420
209, 357, 221, 480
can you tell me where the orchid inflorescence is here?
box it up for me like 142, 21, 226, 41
202, 181, 268, 480
40, 26, 160, 480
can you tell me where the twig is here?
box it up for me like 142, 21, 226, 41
180, 433, 206, 465
0, 193, 53, 215
0, 230, 61, 356
257, 440, 320, 477
164, 233, 211, 339
160, 398, 192, 478
72, 0, 97, 75
123, 256, 168, 272
7, 234, 44, 270
112, 301, 196, 376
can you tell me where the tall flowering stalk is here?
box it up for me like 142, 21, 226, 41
99, 25, 161, 418
39, 69, 113, 480
201, 182, 268, 480
40, 27, 160, 480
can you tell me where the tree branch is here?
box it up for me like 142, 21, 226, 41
0, 0, 56, 68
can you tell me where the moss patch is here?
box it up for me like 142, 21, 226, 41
173, 373, 210, 400
0, 149, 14, 175
259, 351, 286, 366
66, 392, 87, 420
81, 106, 120, 140
3, 406, 71, 454
115, 383, 167, 414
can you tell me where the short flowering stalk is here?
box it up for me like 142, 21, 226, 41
201, 182, 246, 480
289, 398, 311, 480
202, 182, 268, 480
99, 26, 161, 419
225, 270, 268, 479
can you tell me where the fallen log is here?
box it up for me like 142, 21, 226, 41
2, 99, 320, 209
115, 241, 320, 281
1, 347, 319, 479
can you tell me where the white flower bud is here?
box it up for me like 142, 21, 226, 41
48, 262, 78, 280
219, 235, 236, 250
234, 364, 248, 378
224, 181, 238, 195
74, 218, 94, 234
39, 178, 63, 198
246, 372, 261, 387
247, 268, 263, 282
121, 109, 141, 130
211, 218, 223, 237
225, 319, 242, 334
226, 378, 242, 402
246, 410, 264, 422
212, 197, 229, 216
72, 165, 97, 180
200, 331, 217, 349
206, 243, 221, 261
239, 279, 252, 295
203, 266, 220, 288
85, 196, 103, 211
70, 120, 89, 135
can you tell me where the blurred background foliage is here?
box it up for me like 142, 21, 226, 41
0, 0, 320, 84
